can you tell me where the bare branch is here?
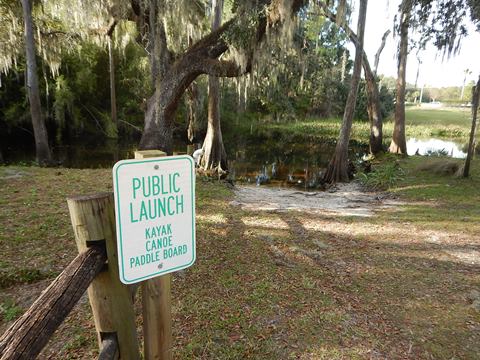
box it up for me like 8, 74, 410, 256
106, 19, 117, 38
374, 30, 391, 75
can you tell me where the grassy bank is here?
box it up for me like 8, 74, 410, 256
406, 107, 472, 139
247, 107, 472, 144
1, 156, 479, 358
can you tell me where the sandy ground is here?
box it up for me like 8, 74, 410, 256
232, 184, 480, 267
231, 183, 403, 217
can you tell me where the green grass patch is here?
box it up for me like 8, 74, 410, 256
358, 160, 406, 190
406, 107, 472, 139
406, 107, 471, 127
242, 107, 471, 147
0, 267, 52, 289
374, 156, 480, 234
0, 299, 22, 322
390, 156, 478, 203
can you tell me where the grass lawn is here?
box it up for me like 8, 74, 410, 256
1, 156, 479, 359
248, 107, 472, 144
406, 107, 472, 138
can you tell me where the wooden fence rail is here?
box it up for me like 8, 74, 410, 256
0, 245, 107, 360
0, 192, 140, 360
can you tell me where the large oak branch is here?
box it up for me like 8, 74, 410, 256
139, 0, 307, 151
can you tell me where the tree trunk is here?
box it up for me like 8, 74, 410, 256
320, 4, 384, 155
237, 76, 247, 114
139, 91, 175, 153
201, 0, 228, 174
463, 76, 480, 177
363, 56, 383, 154
21, 0, 52, 166
389, 2, 411, 155
186, 83, 199, 144
108, 35, 118, 139
323, 0, 368, 184
139, 9, 173, 153
201, 76, 228, 172
186, 34, 199, 144
137, 50, 244, 153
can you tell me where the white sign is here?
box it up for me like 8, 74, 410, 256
113, 156, 195, 284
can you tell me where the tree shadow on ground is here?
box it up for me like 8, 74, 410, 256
173, 205, 480, 359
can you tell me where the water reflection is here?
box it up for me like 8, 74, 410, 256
406, 138, 466, 158
1, 129, 366, 189
225, 129, 367, 189
6, 129, 469, 189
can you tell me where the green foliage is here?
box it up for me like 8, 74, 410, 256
116, 41, 152, 125
359, 161, 405, 190
418, 84, 474, 104
425, 148, 449, 157
53, 75, 74, 137
242, 11, 351, 121
379, 84, 396, 118
223, 6, 263, 52
410, 0, 478, 56
3, 101, 28, 125
0, 63, 28, 127
1, 0, 463, 161
0, 267, 49, 289
0, 0, 156, 151
1, 37, 150, 146
97, 110, 118, 139
0, 299, 22, 322
354, 81, 395, 121
354, 81, 369, 120
222, 2, 395, 125
0, 0, 23, 74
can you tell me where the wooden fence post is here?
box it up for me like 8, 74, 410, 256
134, 150, 173, 360
67, 193, 140, 360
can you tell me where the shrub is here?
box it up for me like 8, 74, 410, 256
358, 161, 405, 190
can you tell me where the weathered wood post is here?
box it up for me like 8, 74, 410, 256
67, 193, 140, 360
134, 150, 173, 360
0, 247, 106, 360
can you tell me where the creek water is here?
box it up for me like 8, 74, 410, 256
226, 129, 367, 188
1, 130, 367, 188
2, 130, 469, 189
406, 138, 467, 158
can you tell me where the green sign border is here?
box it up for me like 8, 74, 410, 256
113, 156, 196, 284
